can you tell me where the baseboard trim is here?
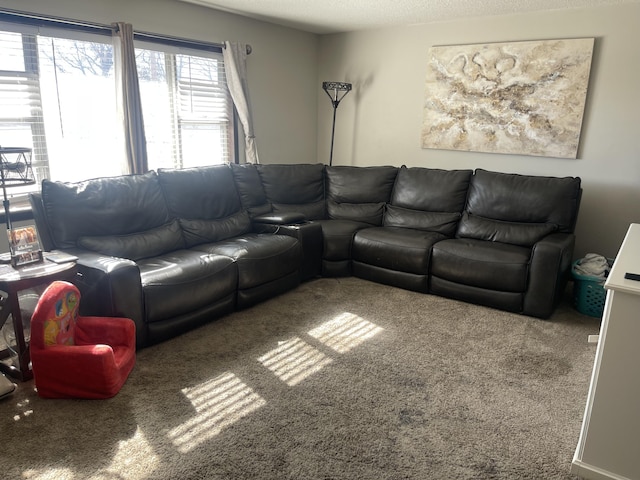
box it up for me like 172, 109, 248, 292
571, 459, 635, 480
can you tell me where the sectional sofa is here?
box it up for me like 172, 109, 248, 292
30, 164, 582, 349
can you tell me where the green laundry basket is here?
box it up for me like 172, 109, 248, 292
571, 258, 613, 318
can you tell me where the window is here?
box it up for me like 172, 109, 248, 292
38, 34, 124, 181
136, 43, 234, 170
0, 27, 125, 189
0, 17, 235, 209
0, 30, 48, 200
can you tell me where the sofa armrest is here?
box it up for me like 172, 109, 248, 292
64, 248, 146, 349
252, 222, 323, 281
29, 193, 56, 251
524, 232, 575, 318
252, 212, 307, 226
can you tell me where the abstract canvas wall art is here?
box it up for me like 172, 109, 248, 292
421, 38, 594, 158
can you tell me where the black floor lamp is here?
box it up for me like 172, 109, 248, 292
322, 82, 352, 166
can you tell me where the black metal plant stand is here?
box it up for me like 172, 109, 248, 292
0, 147, 36, 231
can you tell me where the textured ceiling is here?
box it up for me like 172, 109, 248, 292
178, 0, 638, 34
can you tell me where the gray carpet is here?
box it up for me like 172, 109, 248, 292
1, 277, 599, 479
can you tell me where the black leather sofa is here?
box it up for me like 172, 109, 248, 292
30, 164, 581, 348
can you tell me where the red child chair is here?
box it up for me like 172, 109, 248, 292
30, 280, 136, 399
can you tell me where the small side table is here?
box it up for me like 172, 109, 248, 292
0, 259, 77, 381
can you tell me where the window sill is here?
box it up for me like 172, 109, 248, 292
0, 206, 35, 227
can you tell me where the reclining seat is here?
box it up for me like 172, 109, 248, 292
158, 165, 302, 309
255, 164, 325, 280
430, 169, 582, 318
36, 172, 238, 348
318, 166, 398, 277
352, 167, 472, 292
230, 163, 324, 281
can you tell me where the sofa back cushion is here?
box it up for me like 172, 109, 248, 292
384, 206, 461, 236
390, 167, 472, 212
456, 213, 557, 248
230, 163, 271, 217
465, 169, 581, 232
158, 165, 242, 219
384, 167, 472, 235
158, 165, 252, 247
458, 169, 581, 246
42, 172, 171, 249
326, 166, 398, 225
257, 163, 325, 220
78, 220, 185, 260
179, 212, 252, 247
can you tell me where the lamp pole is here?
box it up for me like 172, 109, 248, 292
322, 82, 352, 166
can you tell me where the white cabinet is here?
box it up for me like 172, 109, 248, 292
572, 223, 640, 480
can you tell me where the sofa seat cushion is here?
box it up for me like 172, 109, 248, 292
314, 219, 371, 261
192, 233, 301, 290
431, 238, 531, 292
138, 250, 237, 323
353, 227, 447, 274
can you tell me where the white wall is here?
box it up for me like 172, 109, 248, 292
317, 3, 640, 259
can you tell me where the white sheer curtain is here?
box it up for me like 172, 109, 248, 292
223, 41, 259, 164
112, 22, 148, 174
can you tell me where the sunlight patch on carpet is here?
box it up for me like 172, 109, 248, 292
97, 427, 160, 479
20, 469, 73, 480
308, 312, 383, 353
167, 372, 266, 453
11, 398, 34, 422
258, 337, 333, 386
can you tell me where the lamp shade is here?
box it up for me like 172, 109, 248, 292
322, 82, 352, 105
